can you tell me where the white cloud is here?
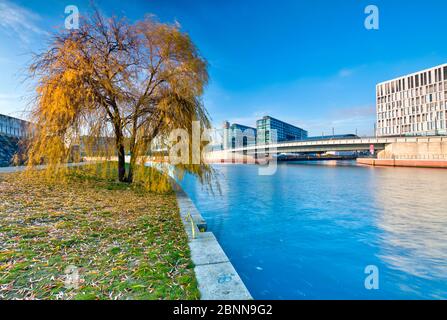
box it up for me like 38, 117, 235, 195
338, 68, 354, 78
0, 0, 48, 43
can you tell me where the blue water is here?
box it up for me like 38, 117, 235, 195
180, 161, 447, 299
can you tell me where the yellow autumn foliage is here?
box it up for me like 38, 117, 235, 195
25, 10, 214, 192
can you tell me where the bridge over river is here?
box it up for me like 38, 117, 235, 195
228, 136, 447, 156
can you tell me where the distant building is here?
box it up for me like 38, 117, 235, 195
223, 121, 257, 149
0, 114, 31, 166
0, 114, 30, 138
376, 63, 447, 137
256, 116, 308, 144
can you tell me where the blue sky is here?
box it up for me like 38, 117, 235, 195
1, 0, 447, 136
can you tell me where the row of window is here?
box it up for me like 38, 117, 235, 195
377, 82, 447, 106
377, 101, 447, 119
377, 66, 447, 97
378, 111, 446, 127
0, 116, 29, 138
379, 108, 446, 121
378, 121, 447, 135
378, 95, 446, 113
0, 125, 25, 137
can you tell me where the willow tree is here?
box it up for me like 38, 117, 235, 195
27, 11, 212, 187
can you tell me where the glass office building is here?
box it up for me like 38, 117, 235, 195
223, 121, 257, 149
256, 116, 308, 145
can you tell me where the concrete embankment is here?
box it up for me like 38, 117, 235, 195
171, 181, 253, 300
359, 138, 447, 168
357, 158, 447, 168
145, 161, 252, 300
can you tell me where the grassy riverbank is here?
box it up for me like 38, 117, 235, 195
0, 165, 199, 300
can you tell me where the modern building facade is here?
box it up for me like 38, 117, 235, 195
0, 114, 30, 138
223, 121, 257, 149
376, 63, 447, 137
256, 116, 308, 144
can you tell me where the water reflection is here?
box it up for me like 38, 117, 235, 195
374, 167, 447, 280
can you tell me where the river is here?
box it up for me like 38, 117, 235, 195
180, 161, 447, 299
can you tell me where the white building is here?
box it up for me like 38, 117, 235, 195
376, 63, 447, 137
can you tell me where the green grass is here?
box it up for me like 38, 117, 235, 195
0, 164, 200, 300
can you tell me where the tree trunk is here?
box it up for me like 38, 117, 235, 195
117, 143, 126, 182
114, 119, 127, 182
126, 118, 138, 183
127, 154, 135, 183
126, 134, 138, 183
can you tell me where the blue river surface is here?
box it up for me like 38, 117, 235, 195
179, 161, 447, 300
